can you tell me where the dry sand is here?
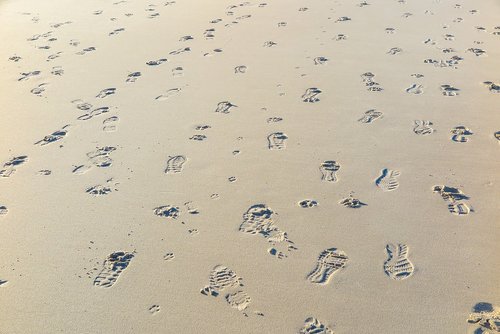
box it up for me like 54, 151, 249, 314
0, 0, 499, 333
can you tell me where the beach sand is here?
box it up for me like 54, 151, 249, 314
0, 0, 499, 333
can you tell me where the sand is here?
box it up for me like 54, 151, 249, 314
0, 0, 499, 333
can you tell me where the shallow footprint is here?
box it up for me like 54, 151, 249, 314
34, 125, 69, 146
302, 88, 322, 102
384, 243, 414, 280
103, 116, 119, 132
406, 83, 423, 94
307, 248, 348, 285
358, 109, 383, 123
267, 132, 288, 150
155, 88, 181, 101
165, 155, 187, 174
319, 160, 340, 182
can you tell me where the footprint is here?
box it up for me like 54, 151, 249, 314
240, 204, 296, 257
0, 156, 28, 178
169, 47, 191, 55
72, 99, 92, 111
433, 185, 471, 215
155, 88, 181, 101
0, 206, 8, 216
126, 72, 141, 83
103, 116, 119, 132
215, 101, 237, 114
31, 83, 49, 96
86, 184, 114, 196
467, 302, 500, 333
51, 66, 64, 76
35, 126, 70, 146
148, 305, 160, 314
263, 41, 277, 47
75, 47, 96, 55
172, 67, 183, 77
37, 169, 51, 176
358, 109, 383, 123
339, 195, 365, 208
307, 248, 348, 285
319, 160, 340, 182
234, 65, 247, 74
77, 107, 110, 121
375, 169, 401, 192
94, 251, 134, 288
267, 117, 283, 123
201, 265, 242, 296
406, 83, 424, 94
387, 47, 402, 55
468, 48, 486, 56
298, 199, 318, 208
163, 252, 175, 261
335, 16, 351, 22
86, 146, 116, 167
18, 70, 41, 81
201, 265, 255, 314
440, 84, 460, 96
313, 57, 328, 65
184, 201, 199, 214
413, 120, 434, 135
384, 243, 414, 280
267, 132, 288, 150
190, 134, 207, 141
146, 58, 168, 66
299, 317, 334, 334
153, 205, 180, 219
450, 126, 473, 142
302, 88, 322, 102
483, 81, 500, 93
226, 291, 252, 311
165, 155, 187, 174
361, 72, 383, 91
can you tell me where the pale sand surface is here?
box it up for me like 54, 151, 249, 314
0, 0, 499, 333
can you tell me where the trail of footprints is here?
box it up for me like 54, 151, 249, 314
4, 0, 495, 329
